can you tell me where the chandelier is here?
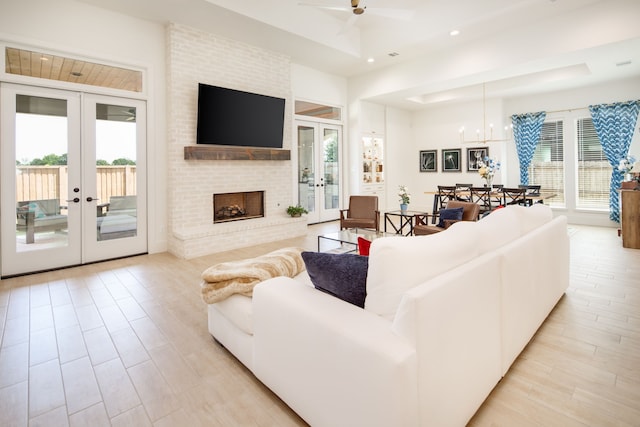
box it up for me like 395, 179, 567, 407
459, 83, 512, 144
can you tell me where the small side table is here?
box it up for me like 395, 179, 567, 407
384, 210, 428, 236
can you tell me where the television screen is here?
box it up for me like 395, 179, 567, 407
196, 83, 285, 149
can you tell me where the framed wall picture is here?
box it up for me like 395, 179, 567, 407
419, 150, 437, 172
442, 148, 461, 172
467, 147, 489, 171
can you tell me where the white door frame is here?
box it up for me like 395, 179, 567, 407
0, 83, 147, 276
295, 120, 342, 224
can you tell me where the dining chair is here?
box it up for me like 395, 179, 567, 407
490, 184, 504, 207
470, 187, 492, 218
502, 187, 527, 206
432, 185, 458, 223
455, 183, 472, 202
518, 184, 541, 206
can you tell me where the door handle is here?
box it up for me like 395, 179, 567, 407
66, 197, 80, 203
86, 197, 99, 202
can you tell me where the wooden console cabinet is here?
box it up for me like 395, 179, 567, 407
621, 190, 640, 249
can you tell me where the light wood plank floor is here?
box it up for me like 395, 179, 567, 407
0, 222, 638, 426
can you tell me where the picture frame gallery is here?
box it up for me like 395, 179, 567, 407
421, 148, 494, 172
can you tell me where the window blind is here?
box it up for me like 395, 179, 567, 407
528, 121, 565, 206
576, 118, 609, 209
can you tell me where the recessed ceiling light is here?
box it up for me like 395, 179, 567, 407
388, 52, 399, 57
70, 71, 83, 77
450, 29, 460, 36
616, 60, 632, 67
40, 56, 49, 61
367, 57, 375, 63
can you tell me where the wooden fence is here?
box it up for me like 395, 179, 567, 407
529, 161, 612, 208
16, 165, 136, 205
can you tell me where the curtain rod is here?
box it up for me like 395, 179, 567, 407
544, 99, 640, 115
545, 106, 589, 114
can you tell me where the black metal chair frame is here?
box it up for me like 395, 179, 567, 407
470, 187, 492, 219
502, 187, 527, 206
432, 185, 457, 223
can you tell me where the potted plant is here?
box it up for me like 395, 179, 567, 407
398, 185, 411, 211
286, 205, 308, 217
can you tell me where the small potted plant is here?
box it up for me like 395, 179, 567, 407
286, 205, 308, 217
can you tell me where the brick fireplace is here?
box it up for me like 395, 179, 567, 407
166, 23, 307, 259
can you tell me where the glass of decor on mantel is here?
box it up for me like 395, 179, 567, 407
477, 156, 500, 187
398, 185, 410, 211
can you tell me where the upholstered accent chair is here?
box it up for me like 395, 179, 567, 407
340, 195, 380, 232
414, 200, 480, 235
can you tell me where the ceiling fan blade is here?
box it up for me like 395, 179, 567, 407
363, 7, 415, 20
298, 2, 350, 12
337, 13, 359, 35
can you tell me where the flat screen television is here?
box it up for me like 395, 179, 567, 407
196, 83, 285, 149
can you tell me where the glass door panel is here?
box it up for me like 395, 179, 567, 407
15, 95, 70, 249
323, 128, 339, 211
297, 125, 317, 221
95, 103, 138, 241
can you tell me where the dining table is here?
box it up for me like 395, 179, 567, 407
424, 188, 557, 222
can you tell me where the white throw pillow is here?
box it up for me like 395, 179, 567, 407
365, 222, 481, 320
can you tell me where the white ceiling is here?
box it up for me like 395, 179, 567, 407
77, 0, 640, 110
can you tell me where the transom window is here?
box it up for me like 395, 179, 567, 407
5, 47, 142, 93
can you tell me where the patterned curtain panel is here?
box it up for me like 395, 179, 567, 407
511, 112, 547, 185
589, 100, 640, 223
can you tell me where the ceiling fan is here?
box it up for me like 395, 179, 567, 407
299, 0, 414, 22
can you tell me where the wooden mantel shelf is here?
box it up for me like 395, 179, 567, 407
184, 145, 290, 161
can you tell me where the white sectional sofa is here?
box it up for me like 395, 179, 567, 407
206, 204, 570, 427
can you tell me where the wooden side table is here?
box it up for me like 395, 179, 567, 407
621, 190, 640, 249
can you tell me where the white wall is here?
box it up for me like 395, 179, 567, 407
291, 64, 348, 208
291, 64, 346, 108
0, 0, 168, 253
384, 107, 413, 211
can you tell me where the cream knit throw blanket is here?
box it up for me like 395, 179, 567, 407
200, 247, 305, 304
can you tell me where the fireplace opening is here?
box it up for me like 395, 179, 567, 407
214, 191, 264, 223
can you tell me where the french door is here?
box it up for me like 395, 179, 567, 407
1, 83, 147, 276
296, 120, 341, 223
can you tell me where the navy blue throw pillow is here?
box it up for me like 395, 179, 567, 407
301, 251, 368, 308
438, 207, 464, 228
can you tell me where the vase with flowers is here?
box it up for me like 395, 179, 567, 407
618, 155, 637, 182
398, 185, 410, 211
477, 156, 500, 187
